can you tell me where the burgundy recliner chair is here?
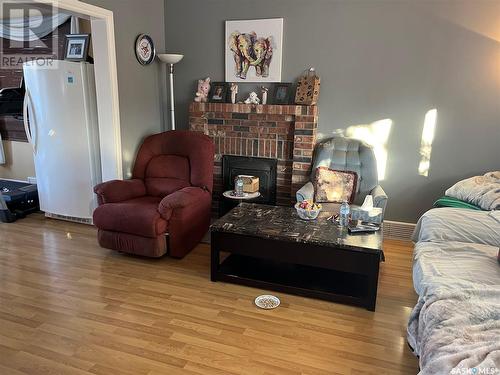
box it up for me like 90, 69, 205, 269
93, 130, 214, 258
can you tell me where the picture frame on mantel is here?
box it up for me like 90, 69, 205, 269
272, 83, 292, 105
225, 18, 283, 83
209, 82, 228, 103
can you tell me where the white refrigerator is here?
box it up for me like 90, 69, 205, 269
23, 60, 101, 223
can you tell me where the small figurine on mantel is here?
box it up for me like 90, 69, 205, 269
230, 83, 238, 104
244, 91, 260, 105
261, 86, 269, 105
194, 77, 210, 103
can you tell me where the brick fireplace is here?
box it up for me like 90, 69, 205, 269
189, 103, 318, 215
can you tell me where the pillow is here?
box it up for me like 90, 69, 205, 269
313, 167, 358, 204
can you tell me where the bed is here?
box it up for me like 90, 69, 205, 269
408, 208, 500, 374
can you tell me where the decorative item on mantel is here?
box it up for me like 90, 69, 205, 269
261, 86, 269, 105
194, 77, 210, 103
230, 83, 238, 104
244, 91, 260, 105
209, 82, 228, 103
295, 67, 320, 105
273, 83, 292, 105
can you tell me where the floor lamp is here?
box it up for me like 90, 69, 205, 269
158, 53, 184, 130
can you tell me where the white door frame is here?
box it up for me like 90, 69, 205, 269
34, 0, 123, 180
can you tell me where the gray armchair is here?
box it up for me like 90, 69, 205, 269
296, 136, 388, 215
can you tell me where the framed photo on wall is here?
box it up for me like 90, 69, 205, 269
225, 18, 283, 83
272, 83, 292, 104
64, 34, 90, 61
209, 82, 228, 103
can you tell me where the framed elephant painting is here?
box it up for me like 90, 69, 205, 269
225, 18, 283, 83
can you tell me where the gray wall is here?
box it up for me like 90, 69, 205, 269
165, 0, 500, 222
84, 0, 166, 178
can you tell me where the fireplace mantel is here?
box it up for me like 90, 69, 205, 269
190, 102, 317, 116
189, 102, 318, 215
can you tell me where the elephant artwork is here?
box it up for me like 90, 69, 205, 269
228, 31, 273, 80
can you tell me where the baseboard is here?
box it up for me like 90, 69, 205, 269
45, 212, 93, 225
383, 220, 416, 241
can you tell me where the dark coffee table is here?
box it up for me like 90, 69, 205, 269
210, 203, 384, 311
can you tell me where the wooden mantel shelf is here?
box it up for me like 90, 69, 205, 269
189, 102, 318, 116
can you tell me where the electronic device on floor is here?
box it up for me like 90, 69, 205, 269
0, 179, 39, 223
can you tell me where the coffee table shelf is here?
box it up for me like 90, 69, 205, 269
218, 254, 370, 306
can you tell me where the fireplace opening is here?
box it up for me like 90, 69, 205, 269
220, 155, 277, 216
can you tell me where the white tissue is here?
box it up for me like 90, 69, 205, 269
360, 195, 374, 211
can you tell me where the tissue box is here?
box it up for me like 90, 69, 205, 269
351, 207, 383, 224
238, 175, 259, 193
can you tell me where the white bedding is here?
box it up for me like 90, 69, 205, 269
412, 241, 500, 297
412, 208, 500, 247
445, 171, 500, 211
408, 241, 500, 374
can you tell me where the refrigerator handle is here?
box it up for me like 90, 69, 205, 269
23, 88, 37, 154
23, 89, 33, 146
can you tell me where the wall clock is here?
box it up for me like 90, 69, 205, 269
135, 34, 156, 65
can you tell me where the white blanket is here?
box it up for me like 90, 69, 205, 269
408, 241, 500, 374
445, 171, 500, 210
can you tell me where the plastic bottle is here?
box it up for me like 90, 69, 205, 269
235, 176, 244, 197
339, 200, 350, 227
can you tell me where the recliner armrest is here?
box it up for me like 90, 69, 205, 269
371, 185, 388, 214
296, 181, 315, 202
158, 187, 211, 221
94, 179, 146, 204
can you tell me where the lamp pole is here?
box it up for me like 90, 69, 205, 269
168, 63, 175, 129
158, 54, 184, 130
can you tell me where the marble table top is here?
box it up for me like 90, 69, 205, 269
211, 203, 384, 254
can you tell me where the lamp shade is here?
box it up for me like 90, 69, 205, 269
157, 53, 184, 64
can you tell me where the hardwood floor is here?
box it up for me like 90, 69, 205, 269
0, 213, 419, 374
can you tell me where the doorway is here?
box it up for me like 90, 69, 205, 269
33, 0, 123, 181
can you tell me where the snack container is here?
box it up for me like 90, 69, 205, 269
295, 202, 322, 220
